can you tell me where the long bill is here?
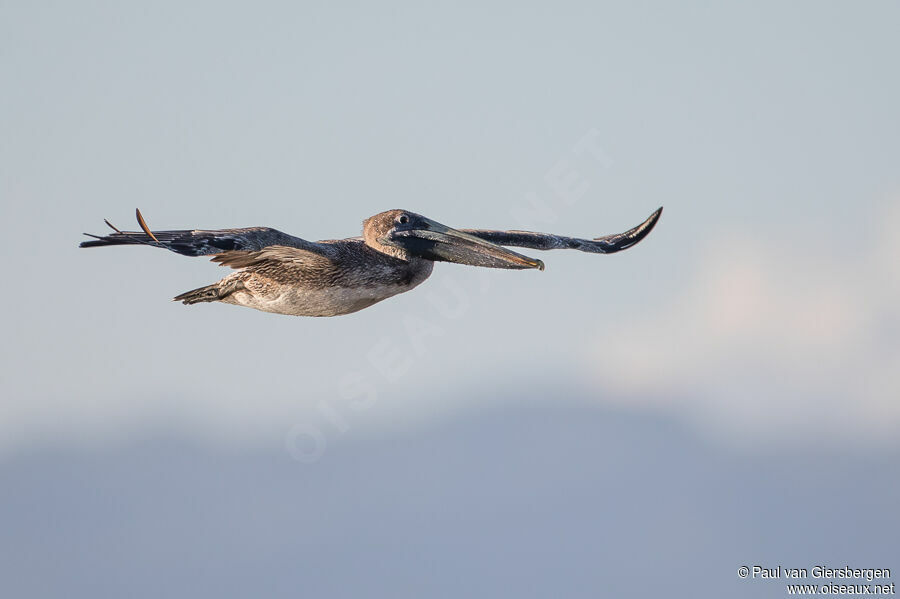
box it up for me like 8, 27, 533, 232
392, 220, 545, 270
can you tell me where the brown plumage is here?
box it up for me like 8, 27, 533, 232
80, 207, 662, 317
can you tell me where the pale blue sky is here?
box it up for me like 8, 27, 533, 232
2, 2, 899, 597
2, 1, 898, 452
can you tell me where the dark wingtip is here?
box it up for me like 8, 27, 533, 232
588, 206, 663, 253
628, 206, 663, 245
79, 233, 106, 248
644, 206, 663, 232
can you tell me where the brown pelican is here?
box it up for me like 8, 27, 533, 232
80, 207, 662, 317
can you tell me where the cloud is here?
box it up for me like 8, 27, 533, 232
590, 200, 900, 447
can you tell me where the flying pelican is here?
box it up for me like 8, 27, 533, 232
80, 207, 662, 317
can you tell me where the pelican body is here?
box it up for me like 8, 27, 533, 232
80, 208, 662, 317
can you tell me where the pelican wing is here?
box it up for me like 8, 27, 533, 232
79, 209, 320, 256
460, 207, 662, 254
210, 245, 334, 270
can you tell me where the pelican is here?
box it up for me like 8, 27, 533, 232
80, 207, 662, 317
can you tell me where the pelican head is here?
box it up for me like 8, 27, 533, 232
363, 209, 544, 270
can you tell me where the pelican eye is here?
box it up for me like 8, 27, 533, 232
397, 214, 410, 225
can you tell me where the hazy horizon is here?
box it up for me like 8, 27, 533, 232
2, 1, 898, 596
